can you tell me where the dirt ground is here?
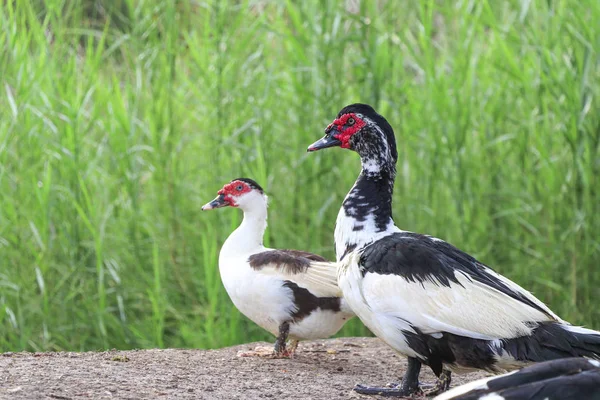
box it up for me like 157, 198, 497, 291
0, 337, 489, 399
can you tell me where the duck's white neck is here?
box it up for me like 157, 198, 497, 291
222, 199, 268, 256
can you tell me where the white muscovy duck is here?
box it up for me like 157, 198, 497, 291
306, 103, 600, 396
202, 177, 353, 357
434, 357, 600, 400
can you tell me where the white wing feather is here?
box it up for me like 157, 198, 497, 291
255, 260, 342, 298
360, 269, 559, 340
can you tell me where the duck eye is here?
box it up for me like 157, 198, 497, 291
236, 185, 243, 191
347, 117, 355, 126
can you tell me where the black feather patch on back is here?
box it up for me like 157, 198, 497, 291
283, 281, 341, 322
359, 232, 554, 318
248, 249, 327, 274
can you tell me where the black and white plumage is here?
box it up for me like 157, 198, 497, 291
434, 357, 600, 400
307, 103, 600, 396
202, 178, 353, 357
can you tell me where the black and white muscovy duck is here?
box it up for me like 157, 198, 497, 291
434, 357, 600, 400
306, 103, 600, 396
202, 178, 353, 357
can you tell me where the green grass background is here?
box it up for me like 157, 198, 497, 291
1, 0, 599, 352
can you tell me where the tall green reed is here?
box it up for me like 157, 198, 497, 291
0, 0, 598, 352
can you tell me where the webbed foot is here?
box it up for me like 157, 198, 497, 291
423, 370, 452, 396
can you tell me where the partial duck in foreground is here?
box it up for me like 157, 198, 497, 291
307, 103, 600, 396
202, 178, 353, 357
434, 357, 600, 400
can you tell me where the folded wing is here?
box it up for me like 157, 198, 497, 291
358, 233, 562, 340
248, 249, 342, 297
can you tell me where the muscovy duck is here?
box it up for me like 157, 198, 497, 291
202, 178, 353, 357
306, 103, 600, 396
434, 357, 600, 400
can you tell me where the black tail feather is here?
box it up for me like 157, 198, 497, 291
502, 323, 600, 362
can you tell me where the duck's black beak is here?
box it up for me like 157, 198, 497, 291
201, 194, 229, 210
307, 133, 341, 152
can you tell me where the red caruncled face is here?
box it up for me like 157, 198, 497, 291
218, 180, 252, 207
327, 113, 366, 149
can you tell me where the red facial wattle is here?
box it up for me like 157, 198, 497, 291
330, 113, 365, 149
217, 180, 252, 206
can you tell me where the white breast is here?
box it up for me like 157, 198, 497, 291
219, 253, 296, 336
337, 253, 419, 357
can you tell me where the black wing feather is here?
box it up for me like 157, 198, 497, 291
248, 249, 327, 275
359, 232, 554, 318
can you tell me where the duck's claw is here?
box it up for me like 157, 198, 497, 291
423, 370, 452, 396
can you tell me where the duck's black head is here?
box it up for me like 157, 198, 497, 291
307, 103, 398, 168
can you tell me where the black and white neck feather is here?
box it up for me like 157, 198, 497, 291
334, 111, 400, 261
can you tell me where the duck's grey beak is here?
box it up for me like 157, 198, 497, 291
201, 194, 229, 210
307, 133, 341, 152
